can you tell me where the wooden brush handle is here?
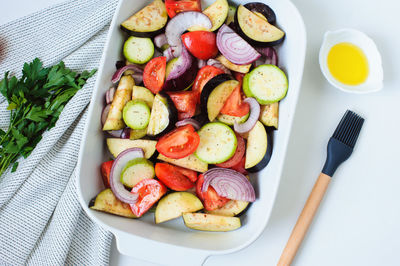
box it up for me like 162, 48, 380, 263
278, 173, 331, 266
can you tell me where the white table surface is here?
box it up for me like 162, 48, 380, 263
2, 0, 400, 265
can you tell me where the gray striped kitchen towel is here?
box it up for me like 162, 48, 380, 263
0, 0, 120, 265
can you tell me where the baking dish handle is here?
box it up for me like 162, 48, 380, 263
114, 231, 210, 265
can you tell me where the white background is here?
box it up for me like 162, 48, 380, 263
2, 0, 400, 265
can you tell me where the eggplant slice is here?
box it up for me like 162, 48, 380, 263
121, 0, 168, 38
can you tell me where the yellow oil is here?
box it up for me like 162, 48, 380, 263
327, 42, 369, 85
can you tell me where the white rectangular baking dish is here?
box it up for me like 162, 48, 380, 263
76, 0, 306, 264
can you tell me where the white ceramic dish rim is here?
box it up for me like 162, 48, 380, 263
319, 28, 384, 94
76, 0, 306, 264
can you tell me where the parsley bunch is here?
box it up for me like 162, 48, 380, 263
0, 58, 96, 176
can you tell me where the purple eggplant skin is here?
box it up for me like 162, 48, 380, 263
200, 74, 233, 121
247, 127, 273, 173
243, 2, 276, 25
234, 8, 285, 47
120, 25, 167, 38
162, 62, 198, 91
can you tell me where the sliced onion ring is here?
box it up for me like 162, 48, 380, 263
201, 168, 255, 202
166, 45, 192, 81
120, 128, 131, 139
111, 64, 143, 84
154, 33, 167, 49
175, 118, 200, 130
108, 130, 123, 138
256, 47, 278, 66
101, 104, 111, 125
197, 59, 206, 69
105, 87, 115, 104
166, 11, 212, 58
163, 46, 175, 62
207, 59, 231, 74
216, 24, 261, 65
234, 98, 260, 134
109, 148, 144, 204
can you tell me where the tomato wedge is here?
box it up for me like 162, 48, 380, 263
155, 163, 195, 191
216, 134, 245, 168
196, 174, 230, 211
167, 91, 197, 120
130, 179, 167, 217
182, 31, 218, 60
220, 72, 249, 117
143, 56, 166, 94
175, 165, 198, 183
165, 0, 201, 18
192, 66, 224, 103
100, 160, 113, 188
230, 156, 248, 175
156, 124, 200, 159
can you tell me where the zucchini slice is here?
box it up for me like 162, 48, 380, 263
243, 64, 288, 104
155, 192, 203, 223
157, 153, 208, 173
235, 5, 285, 46
132, 86, 154, 108
217, 113, 249, 126
89, 189, 137, 218
123, 100, 151, 130
195, 122, 237, 164
206, 200, 249, 217
121, 0, 168, 38
182, 212, 241, 231
106, 138, 157, 158
147, 93, 178, 137
259, 102, 279, 129
123, 36, 154, 64
216, 55, 251, 74
121, 158, 155, 188
129, 128, 147, 140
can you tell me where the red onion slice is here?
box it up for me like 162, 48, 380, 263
120, 128, 131, 139
163, 46, 175, 62
101, 104, 111, 126
256, 47, 278, 66
175, 118, 200, 130
111, 64, 143, 84
154, 33, 167, 49
234, 98, 260, 134
201, 168, 255, 202
166, 11, 212, 58
197, 59, 206, 69
131, 72, 143, 85
108, 130, 123, 138
105, 87, 115, 104
166, 45, 193, 81
207, 59, 231, 74
109, 148, 144, 204
216, 24, 261, 65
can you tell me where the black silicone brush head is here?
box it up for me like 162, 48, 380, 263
322, 110, 365, 177
332, 110, 364, 148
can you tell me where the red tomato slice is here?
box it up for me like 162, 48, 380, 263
167, 91, 197, 120
156, 124, 200, 159
175, 166, 198, 183
143, 56, 166, 94
165, 0, 201, 18
216, 134, 245, 168
196, 174, 230, 211
181, 31, 218, 60
130, 179, 167, 217
192, 66, 225, 103
155, 163, 195, 191
100, 160, 113, 188
230, 156, 248, 175
220, 73, 249, 117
